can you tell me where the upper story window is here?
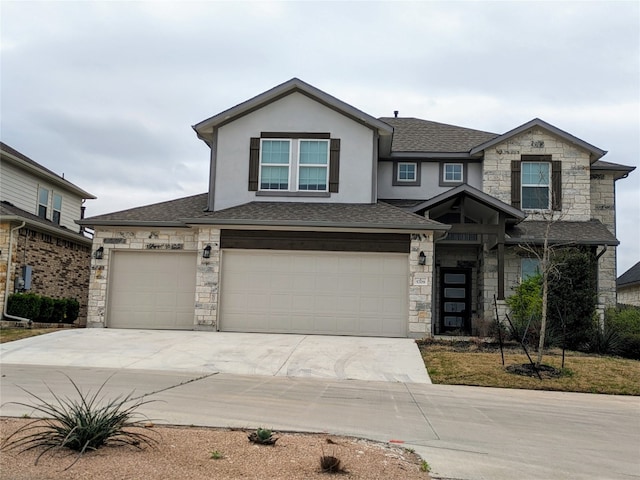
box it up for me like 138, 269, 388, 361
38, 187, 49, 219
260, 140, 291, 190
511, 155, 561, 211
521, 162, 550, 210
443, 163, 463, 183
438, 162, 467, 187
52, 193, 62, 225
250, 133, 340, 195
392, 162, 421, 186
298, 140, 329, 191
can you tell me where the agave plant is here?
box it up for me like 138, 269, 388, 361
1, 374, 158, 469
247, 427, 278, 445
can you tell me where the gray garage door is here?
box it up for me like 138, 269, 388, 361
219, 250, 408, 337
108, 251, 197, 329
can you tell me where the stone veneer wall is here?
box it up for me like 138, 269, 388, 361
409, 233, 434, 337
483, 128, 591, 221
618, 285, 640, 307
0, 223, 91, 324
87, 228, 197, 327
195, 227, 220, 330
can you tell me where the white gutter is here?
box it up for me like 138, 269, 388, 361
3, 221, 31, 323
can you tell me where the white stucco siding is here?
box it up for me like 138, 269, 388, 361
483, 128, 592, 221
377, 161, 482, 199
213, 92, 376, 211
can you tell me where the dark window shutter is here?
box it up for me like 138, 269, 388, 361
511, 160, 521, 209
552, 160, 562, 210
248, 137, 259, 191
329, 138, 340, 193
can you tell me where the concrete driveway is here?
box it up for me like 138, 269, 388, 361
0, 329, 430, 383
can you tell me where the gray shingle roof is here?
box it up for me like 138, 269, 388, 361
379, 117, 498, 154
505, 220, 618, 246
81, 195, 447, 231
617, 261, 640, 287
1, 200, 90, 243
79, 193, 209, 225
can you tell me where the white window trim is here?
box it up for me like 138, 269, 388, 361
297, 139, 329, 192
258, 138, 330, 193
521, 161, 551, 210
258, 138, 292, 191
443, 163, 464, 183
396, 162, 417, 182
38, 186, 49, 219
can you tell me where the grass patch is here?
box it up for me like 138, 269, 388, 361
420, 340, 640, 395
0, 328, 60, 344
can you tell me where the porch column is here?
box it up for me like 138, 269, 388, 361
195, 227, 221, 330
409, 232, 434, 337
497, 213, 505, 300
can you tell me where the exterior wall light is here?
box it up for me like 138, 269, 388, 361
418, 251, 426, 266
94, 246, 104, 260
203, 245, 212, 259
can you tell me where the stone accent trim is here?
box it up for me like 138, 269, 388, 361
409, 233, 434, 337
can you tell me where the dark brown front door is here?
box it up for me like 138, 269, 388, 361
440, 268, 471, 334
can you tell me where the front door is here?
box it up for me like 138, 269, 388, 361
440, 268, 471, 334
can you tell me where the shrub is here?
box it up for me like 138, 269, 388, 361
37, 297, 54, 322
64, 298, 80, 324
506, 275, 545, 347
248, 427, 278, 445
51, 298, 67, 323
602, 305, 640, 360
1, 375, 158, 470
6, 293, 41, 320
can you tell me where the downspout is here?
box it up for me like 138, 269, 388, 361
3, 221, 31, 323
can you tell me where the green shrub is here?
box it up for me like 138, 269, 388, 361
602, 305, 640, 359
64, 298, 80, 324
506, 275, 545, 346
6, 293, 41, 320
51, 298, 67, 323
37, 297, 54, 322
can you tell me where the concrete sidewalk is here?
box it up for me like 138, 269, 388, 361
1, 365, 638, 480
0, 329, 431, 383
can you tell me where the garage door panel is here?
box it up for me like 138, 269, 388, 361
220, 250, 408, 337
108, 252, 196, 330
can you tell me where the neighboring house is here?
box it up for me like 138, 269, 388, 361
617, 262, 640, 307
79, 78, 635, 337
0, 142, 96, 324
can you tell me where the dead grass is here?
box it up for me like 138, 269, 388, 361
419, 340, 640, 395
0, 327, 60, 344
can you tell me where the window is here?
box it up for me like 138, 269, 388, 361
52, 193, 62, 225
521, 258, 541, 280
443, 163, 463, 183
250, 134, 339, 194
397, 162, 417, 182
259, 140, 290, 190
38, 187, 49, 219
298, 140, 328, 191
521, 162, 550, 209
392, 162, 421, 186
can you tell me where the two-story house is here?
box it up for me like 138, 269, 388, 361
0, 142, 96, 324
79, 78, 634, 337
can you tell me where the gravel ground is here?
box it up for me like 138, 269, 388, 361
0, 418, 430, 479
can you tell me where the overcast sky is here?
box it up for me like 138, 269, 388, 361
1, 1, 638, 273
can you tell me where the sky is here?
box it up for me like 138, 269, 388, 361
1, 1, 638, 273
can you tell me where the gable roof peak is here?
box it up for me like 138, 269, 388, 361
193, 78, 392, 145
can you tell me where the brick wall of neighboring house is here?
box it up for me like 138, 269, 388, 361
9, 227, 91, 324
0, 223, 11, 316
618, 285, 640, 307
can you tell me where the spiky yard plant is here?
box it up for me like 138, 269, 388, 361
247, 427, 278, 445
320, 454, 346, 474
1, 374, 158, 470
